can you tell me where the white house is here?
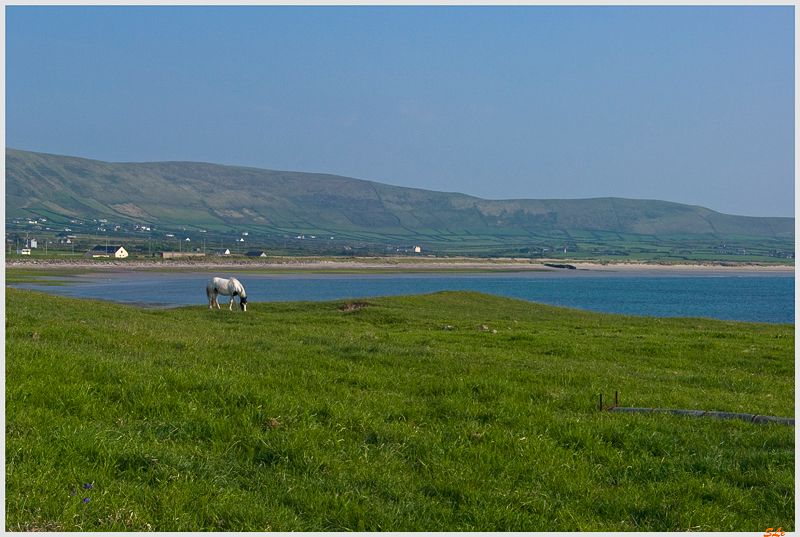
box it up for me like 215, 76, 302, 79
84, 245, 129, 258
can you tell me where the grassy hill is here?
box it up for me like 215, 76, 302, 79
6, 149, 793, 251
5, 288, 794, 531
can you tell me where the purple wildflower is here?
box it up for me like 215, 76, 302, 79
83, 497, 90, 504
83, 483, 93, 490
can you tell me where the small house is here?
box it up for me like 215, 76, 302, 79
245, 251, 267, 257
85, 245, 129, 258
213, 248, 231, 256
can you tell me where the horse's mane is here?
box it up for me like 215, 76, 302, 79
231, 277, 246, 298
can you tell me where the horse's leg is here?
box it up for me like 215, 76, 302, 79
229, 295, 235, 310
214, 291, 221, 309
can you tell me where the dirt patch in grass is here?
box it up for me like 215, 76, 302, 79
338, 302, 369, 312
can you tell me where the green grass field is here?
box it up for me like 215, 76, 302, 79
5, 288, 794, 531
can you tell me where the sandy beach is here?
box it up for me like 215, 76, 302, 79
6, 257, 794, 274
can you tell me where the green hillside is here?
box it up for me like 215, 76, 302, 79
5, 148, 794, 257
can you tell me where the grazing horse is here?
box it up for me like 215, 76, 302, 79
206, 277, 247, 311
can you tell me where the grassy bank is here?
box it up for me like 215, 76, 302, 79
5, 288, 794, 531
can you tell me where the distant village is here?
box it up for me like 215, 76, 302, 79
6, 215, 794, 261
8, 216, 427, 259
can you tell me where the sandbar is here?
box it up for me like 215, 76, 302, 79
6, 258, 794, 274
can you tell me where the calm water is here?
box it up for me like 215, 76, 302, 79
11, 270, 794, 324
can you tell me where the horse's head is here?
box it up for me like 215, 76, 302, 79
240, 296, 247, 312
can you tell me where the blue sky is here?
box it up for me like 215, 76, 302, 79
5, 5, 795, 217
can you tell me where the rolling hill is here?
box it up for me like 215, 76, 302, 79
6, 148, 794, 249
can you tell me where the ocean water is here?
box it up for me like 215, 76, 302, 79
11, 270, 794, 324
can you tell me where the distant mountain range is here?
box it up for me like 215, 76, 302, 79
6, 148, 794, 245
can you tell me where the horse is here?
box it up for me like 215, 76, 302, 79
206, 277, 247, 311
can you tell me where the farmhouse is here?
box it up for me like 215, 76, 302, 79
245, 251, 267, 257
213, 248, 231, 255
84, 245, 129, 258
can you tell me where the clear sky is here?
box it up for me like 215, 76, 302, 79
5, 5, 795, 217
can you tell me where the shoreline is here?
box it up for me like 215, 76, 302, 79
6, 257, 794, 274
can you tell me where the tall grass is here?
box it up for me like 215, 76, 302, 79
5, 288, 793, 531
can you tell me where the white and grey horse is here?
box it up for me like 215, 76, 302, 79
206, 277, 247, 311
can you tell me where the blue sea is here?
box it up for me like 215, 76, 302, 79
10, 270, 794, 324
